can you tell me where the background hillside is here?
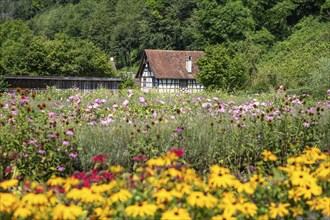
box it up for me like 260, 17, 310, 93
0, 0, 329, 94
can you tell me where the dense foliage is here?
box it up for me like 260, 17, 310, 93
0, 0, 329, 91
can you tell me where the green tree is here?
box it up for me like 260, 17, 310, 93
195, 0, 255, 45
196, 44, 248, 91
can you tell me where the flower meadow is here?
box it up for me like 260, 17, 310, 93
0, 87, 329, 219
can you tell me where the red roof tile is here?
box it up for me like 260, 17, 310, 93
136, 49, 204, 79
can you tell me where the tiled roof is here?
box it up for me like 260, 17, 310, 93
136, 49, 204, 79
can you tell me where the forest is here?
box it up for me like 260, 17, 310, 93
0, 0, 329, 94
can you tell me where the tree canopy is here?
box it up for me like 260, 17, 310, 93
0, 0, 329, 92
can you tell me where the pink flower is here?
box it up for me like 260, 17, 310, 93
65, 130, 74, 136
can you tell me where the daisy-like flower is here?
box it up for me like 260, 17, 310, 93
21, 193, 48, 206
289, 206, 303, 218
268, 203, 290, 219
53, 203, 83, 220
125, 202, 158, 218
296, 182, 322, 199
47, 176, 66, 186
262, 150, 277, 161
153, 188, 173, 204
0, 193, 18, 212
161, 207, 191, 220
110, 189, 132, 203
238, 202, 258, 218
208, 165, 236, 189
307, 197, 330, 216
13, 203, 33, 219
0, 179, 18, 190
187, 191, 217, 209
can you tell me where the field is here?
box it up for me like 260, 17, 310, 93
0, 87, 329, 219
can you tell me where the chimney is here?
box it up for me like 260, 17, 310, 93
186, 56, 192, 73
109, 57, 116, 71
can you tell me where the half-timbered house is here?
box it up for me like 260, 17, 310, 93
135, 49, 204, 92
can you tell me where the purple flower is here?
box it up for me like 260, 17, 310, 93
176, 127, 183, 133
69, 152, 78, 158
139, 97, 145, 103
27, 118, 33, 123
62, 140, 70, 145
38, 149, 46, 154
122, 99, 129, 106
57, 165, 65, 172
65, 130, 74, 136
22, 153, 28, 158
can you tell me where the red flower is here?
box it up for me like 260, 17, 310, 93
92, 154, 107, 163
170, 148, 184, 157
133, 153, 147, 162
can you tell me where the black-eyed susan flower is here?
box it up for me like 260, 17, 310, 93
0, 179, 18, 190
268, 202, 290, 219
187, 191, 217, 209
290, 170, 316, 186
94, 207, 113, 219
53, 203, 83, 220
307, 197, 330, 216
238, 202, 258, 218
153, 188, 173, 204
289, 205, 303, 218
296, 182, 322, 199
47, 176, 66, 186
208, 165, 236, 189
21, 193, 48, 206
212, 214, 237, 220
110, 189, 132, 203
125, 201, 158, 218
13, 203, 33, 219
161, 207, 191, 220
262, 150, 277, 161
0, 193, 18, 212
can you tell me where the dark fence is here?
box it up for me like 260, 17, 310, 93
4, 76, 123, 91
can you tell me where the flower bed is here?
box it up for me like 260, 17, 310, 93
0, 147, 329, 219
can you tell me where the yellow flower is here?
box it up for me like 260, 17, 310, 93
63, 177, 80, 192
307, 197, 330, 216
219, 192, 240, 217
269, 203, 290, 219
22, 193, 48, 206
0, 193, 18, 212
289, 206, 303, 217
153, 188, 173, 204
313, 161, 330, 180
290, 170, 316, 186
125, 202, 158, 218
212, 214, 237, 220
47, 176, 66, 186
0, 179, 18, 190
13, 203, 33, 219
147, 157, 166, 167
94, 207, 113, 219
161, 207, 191, 220
288, 188, 301, 202
235, 181, 256, 195
296, 182, 322, 199
53, 203, 83, 220
238, 202, 258, 217
187, 191, 217, 208
66, 188, 86, 200
110, 189, 132, 203
262, 150, 277, 161
110, 165, 122, 174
